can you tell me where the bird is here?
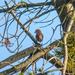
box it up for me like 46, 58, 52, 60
21, 29, 43, 73
3, 38, 10, 47
35, 29, 43, 43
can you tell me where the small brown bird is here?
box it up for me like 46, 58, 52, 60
3, 38, 10, 47
35, 29, 43, 42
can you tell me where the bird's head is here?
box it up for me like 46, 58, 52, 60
35, 29, 41, 34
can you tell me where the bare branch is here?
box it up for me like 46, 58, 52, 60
0, 2, 52, 13
62, 3, 75, 75
0, 46, 34, 69
0, 39, 63, 75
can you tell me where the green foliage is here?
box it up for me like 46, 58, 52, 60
19, 72, 24, 75
21, 0, 25, 3
67, 32, 75, 73
29, 72, 34, 75
54, 47, 64, 58
54, 32, 75, 74
38, 68, 43, 72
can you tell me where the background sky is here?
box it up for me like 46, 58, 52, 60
0, 0, 62, 75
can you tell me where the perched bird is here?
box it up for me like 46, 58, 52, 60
21, 29, 43, 73
35, 29, 43, 42
3, 38, 10, 47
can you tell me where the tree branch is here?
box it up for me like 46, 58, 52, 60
62, 3, 75, 75
0, 2, 52, 13
0, 46, 34, 69
0, 39, 63, 75
0, 45, 54, 74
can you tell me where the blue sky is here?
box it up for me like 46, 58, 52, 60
0, 0, 62, 75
